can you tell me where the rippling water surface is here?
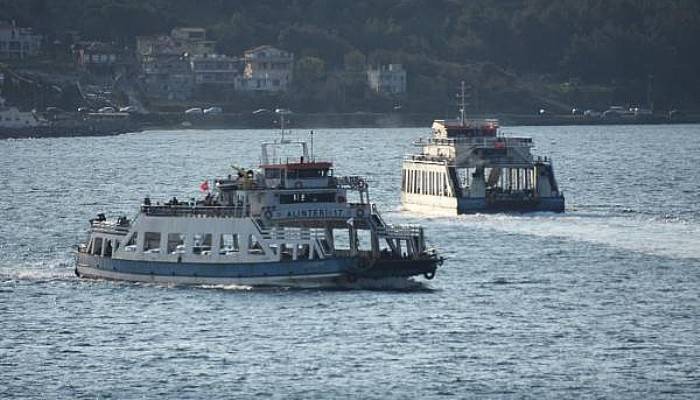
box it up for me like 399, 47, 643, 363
1, 125, 699, 398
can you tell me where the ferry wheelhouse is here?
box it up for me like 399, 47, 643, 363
76, 114, 441, 287
401, 84, 565, 214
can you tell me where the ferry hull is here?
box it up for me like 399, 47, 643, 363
457, 196, 565, 213
76, 253, 437, 288
401, 193, 565, 214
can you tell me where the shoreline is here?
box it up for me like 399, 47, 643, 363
1, 112, 698, 139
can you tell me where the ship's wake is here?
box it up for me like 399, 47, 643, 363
0, 257, 76, 284
449, 210, 700, 260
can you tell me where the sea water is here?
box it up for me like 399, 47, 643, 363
0, 125, 698, 398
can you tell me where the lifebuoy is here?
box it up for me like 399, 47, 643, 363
294, 181, 304, 189
356, 208, 365, 218
264, 210, 273, 220
424, 271, 436, 280
357, 179, 367, 190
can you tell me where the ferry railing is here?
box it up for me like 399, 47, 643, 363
376, 224, 423, 239
414, 137, 533, 148
141, 204, 249, 218
334, 175, 368, 191
90, 220, 131, 234
257, 226, 327, 241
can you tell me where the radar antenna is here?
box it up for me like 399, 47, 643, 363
275, 108, 292, 143
458, 81, 467, 126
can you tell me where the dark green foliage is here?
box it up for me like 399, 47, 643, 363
3, 0, 699, 110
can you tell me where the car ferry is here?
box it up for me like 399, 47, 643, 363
76, 111, 441, 287
401, 83, 565, 215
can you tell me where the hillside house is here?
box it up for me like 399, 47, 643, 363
240, 45, 294, 92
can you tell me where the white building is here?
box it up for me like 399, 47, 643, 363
190, 54, 240, 88
0, 21, 41, 60
240, 45, 294, 92
367, 64, 407, 95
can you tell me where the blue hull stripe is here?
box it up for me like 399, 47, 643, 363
458, 196, 565, 213
78, 254, 356, 279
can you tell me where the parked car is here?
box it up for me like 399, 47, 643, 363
602, 106, 627, 119
571, 108, 584, 115
584, 109, 601, 118
98, 107, 116, 114
252, 108, 270, 115
203, 106, 223, 115
77, 107, 93, 114
119, 106, 138, 113
45, 106, 65, 114
185, 107, 204, 116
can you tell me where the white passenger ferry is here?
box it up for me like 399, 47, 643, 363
401, 83, 565, 214
76, 112, 442, 287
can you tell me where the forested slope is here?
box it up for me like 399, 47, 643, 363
3, 0, 699, 111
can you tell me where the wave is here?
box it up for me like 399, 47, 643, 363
443, 211, 700, 260
0, 257, 76, 283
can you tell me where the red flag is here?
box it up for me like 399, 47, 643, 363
200, 180, 209, 192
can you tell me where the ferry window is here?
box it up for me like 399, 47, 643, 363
247, 234, 265, 255
428, 172, 432, 195
92, 237, 103, 255
193, 233, 212, 255
417, 171, 422, 194
357, 230, 372, 251
125, 232, 138, 251
332, 229, 350, 250
265, 168, 281, 179
401, 170, 406, 191
144, 232, 161, 253
104, 240, 113, 257
297, 169, 328, 178
280, 192, 335, 204
220, 234, 239, 254
425, 172, 429, 195
167, 233, 185, 254
319, 238, 331, 254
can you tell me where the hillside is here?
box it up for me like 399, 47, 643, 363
2, 0, 700, 113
